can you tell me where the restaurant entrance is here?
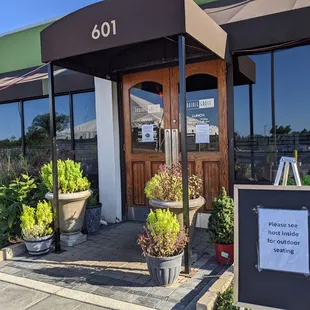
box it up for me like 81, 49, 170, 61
123, 60, 229, 215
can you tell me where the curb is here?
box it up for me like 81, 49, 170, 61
0, 243, 26, 262
196, 265, 234, 310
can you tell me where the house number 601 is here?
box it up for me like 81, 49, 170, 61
92, 20, 116, 40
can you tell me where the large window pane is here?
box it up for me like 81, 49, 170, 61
24, 98, 50, 158
73, 92, 98, 188
24, 96, 71, 172
0, 102, 22, 174
234, 85, 252, 181
251, 53, 273, 182
275, 45, 310, 178
130, 82, 164, 153
55, 96, 72, 159
186, 74, 219, 152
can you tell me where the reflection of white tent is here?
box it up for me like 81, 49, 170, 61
131, 94, 219, 135
131, 94, 164, 128
58, 120, 97, 140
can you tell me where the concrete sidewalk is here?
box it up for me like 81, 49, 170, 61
0, 280, 109, 310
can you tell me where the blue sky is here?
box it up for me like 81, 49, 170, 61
0, 0, 102, 35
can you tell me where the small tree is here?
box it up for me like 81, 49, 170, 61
208, 187, 234, 244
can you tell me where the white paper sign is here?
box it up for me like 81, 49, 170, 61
195, 124, 210, 144
258, 208, 309, 274
141, 125, 154, 142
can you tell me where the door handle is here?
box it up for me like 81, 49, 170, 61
172, 129, 179, 165
165, 129, 172, 166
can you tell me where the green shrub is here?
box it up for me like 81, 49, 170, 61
217, 287, 251, 310
21, 200, 53, 238
208, 188, 234, 244
287, 174, 310, 186
0, 174, 37, 245
41, 159, 90, 194
137, 209, 189, 257
144, 164, 202, 201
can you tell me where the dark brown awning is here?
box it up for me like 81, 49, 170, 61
41, 0, 230, 79
203, 0, 310, 52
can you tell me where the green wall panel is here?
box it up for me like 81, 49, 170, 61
0, 23, 50, 74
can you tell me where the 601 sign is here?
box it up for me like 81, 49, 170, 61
92, 20, 116, 40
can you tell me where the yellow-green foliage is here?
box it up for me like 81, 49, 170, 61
142, 209, 187, 257
41, 159, 90, 194
21, 201, 53, 238
147, 209, 180, 237
144, 164, 202, 201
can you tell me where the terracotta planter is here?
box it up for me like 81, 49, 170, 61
45, 190, 91, 246
149, 196, 205, 238
215, 243, 234, 265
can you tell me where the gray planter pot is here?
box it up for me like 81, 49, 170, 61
23, 234, 54, 256
146, 252, 183, 286
149, 196, 205, 238
45, 190, 92, 236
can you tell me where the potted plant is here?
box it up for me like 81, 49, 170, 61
145, 164, 205, 235
20, 200, 54, 255
84, 192, 102, 234
208, 187, 234, 265
138, 209, 189, 286
42, 159, 91, 246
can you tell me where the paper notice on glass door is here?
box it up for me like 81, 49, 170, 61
142, 125, 154, 142
196, 124, 210, 144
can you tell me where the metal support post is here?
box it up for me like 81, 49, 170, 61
48, 63, 61, 253
178, 35, 191, 274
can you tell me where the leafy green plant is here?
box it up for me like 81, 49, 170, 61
137, 209, 189, 257
217, 287, 251, 310
87, 192, 99, 206
287, 174, 310, 186
21, 200, 53, 239
217, 287, 250, 310
41, 159, 90, 194
144, 164, 202, 201
208, 187, 234, 244
0, 174, 37, 246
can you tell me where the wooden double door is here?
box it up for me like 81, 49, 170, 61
123, 60, 228, 212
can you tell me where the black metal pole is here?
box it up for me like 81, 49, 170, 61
178, 35, 190, 274
48, 63, 61, 253
249, 84, 255, 180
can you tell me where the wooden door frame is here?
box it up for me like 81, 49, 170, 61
122, 59, 229, 213
170, 59, 229, 208
122, 68, 171, 208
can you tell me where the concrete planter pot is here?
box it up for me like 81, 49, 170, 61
146, 251, 183, 286
23, 234, 54, 256
45, 190, 91, 246
149, 196, 205, 237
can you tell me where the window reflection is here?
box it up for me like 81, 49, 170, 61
234, 45, 310, 183
24, 98, 50, 158
0, 102, 22, 165
275, 45, 310, 179
73, 92, 98, 188
186, 74, 219, 152
130, 82, 164, 153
